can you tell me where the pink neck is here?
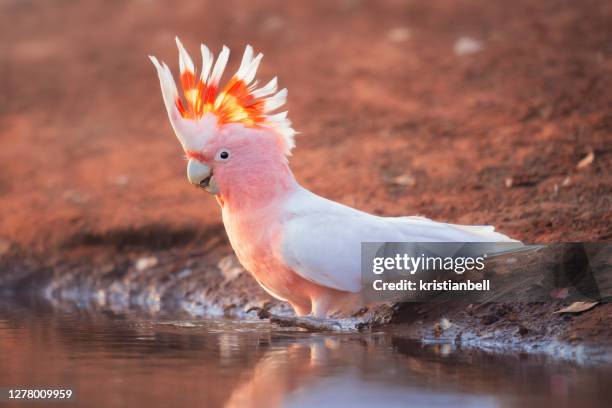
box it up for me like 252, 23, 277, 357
218, 161, 299, 213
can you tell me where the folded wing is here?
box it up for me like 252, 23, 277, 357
279, 188, 519, 293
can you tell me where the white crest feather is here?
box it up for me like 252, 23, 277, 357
209, 45, 230, 86
264, 88, 288, 112
150, 38, 296, 154
175, 37, 194, 75
251, 77, 278, 98
200, 44, 214, 82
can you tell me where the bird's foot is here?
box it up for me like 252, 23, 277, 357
247, 307, 365, 332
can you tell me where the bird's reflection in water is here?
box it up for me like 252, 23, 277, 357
225, 337, 345, 408
0, 300, 610, 408
224, 332, 612, 408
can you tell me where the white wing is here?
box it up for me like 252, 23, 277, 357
279, 188, 519, 293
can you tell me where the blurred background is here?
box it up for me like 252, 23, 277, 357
1, 3, 611, 406
0, 0, 611, 254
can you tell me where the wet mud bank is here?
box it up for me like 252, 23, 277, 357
1, 230, 610, 364
0, 228, 291, 318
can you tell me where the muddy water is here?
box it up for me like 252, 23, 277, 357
0, 299, 610, 408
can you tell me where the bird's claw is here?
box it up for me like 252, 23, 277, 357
246, 306, 271, 319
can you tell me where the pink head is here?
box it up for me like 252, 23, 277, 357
150, 38, 297, 208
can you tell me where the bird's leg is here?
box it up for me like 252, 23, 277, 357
289, 301, 311, 317
311, 294, 332, 318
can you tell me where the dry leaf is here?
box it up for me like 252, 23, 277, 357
576, 150, 595, 170
392, 174, 416, 186
553, 301, 598, 314
561, 176, 571, 187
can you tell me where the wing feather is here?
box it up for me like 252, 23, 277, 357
279, 188, 519, 293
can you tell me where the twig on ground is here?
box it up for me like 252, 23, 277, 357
246, 307, 350, 332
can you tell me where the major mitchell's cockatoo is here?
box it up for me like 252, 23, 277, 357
150, 38, 519, 318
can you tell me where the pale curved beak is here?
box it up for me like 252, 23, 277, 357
187, 158, 218, 194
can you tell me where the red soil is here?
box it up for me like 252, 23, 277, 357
0, 0, 610, 252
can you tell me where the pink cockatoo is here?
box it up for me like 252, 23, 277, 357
150, 38, 518, 318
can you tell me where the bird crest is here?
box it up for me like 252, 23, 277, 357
150, 38, 294, 154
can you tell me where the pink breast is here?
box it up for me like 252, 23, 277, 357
225, 212, 321, 306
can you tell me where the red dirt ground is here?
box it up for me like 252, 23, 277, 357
0, 1, 611, 351
1, 0, 610, 254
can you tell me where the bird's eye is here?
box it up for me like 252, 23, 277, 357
216, 149, 230, 161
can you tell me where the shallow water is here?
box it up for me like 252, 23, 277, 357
0, 298, 610, 408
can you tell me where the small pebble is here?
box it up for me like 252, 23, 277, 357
454, 36, 483, 56
135, 256, 158, 271
387, 27, 411, 43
